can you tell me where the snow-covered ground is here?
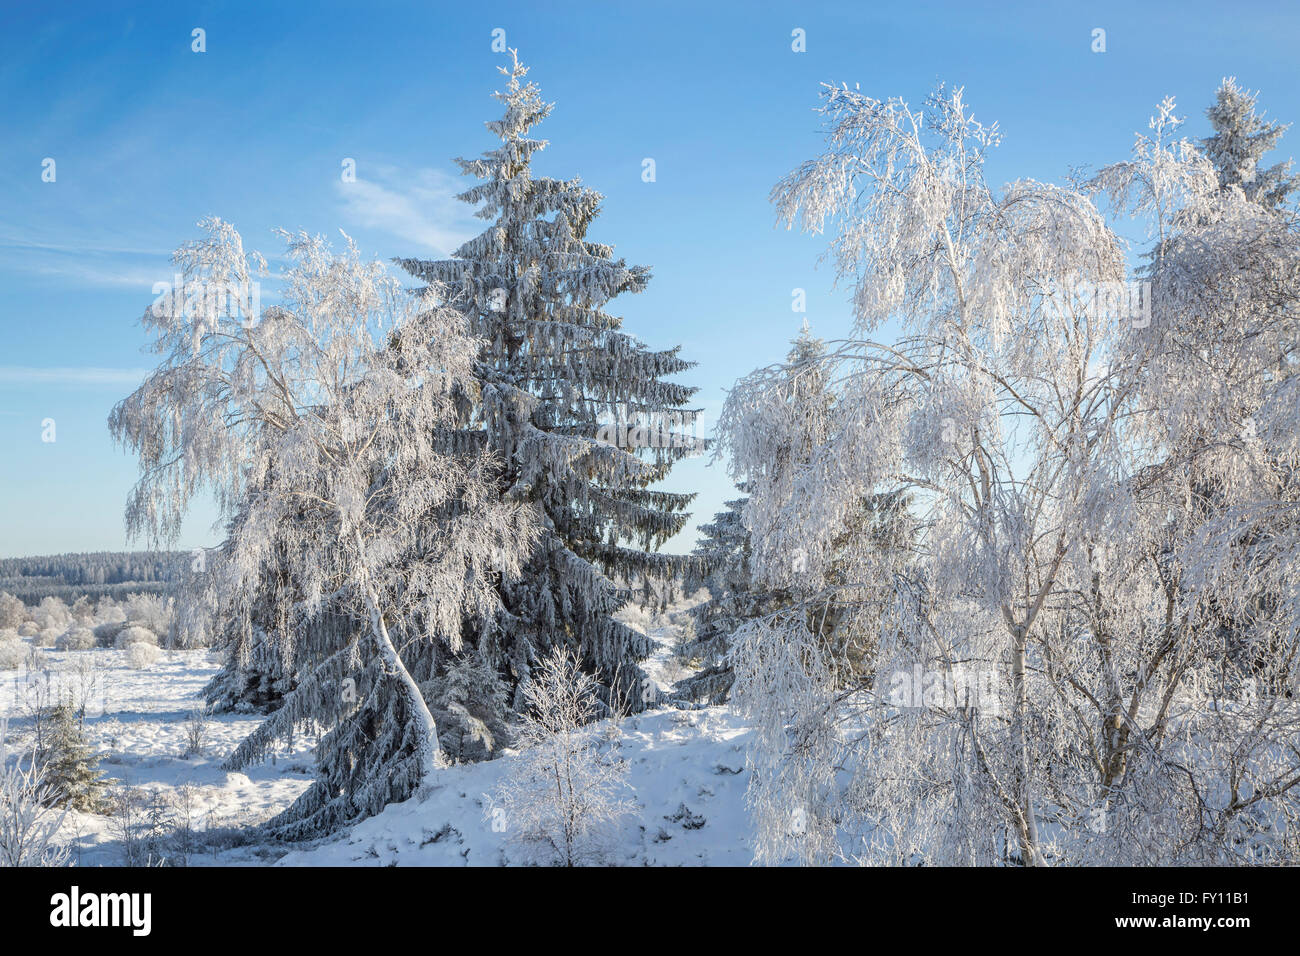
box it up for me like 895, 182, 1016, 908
277, 706, 754, 866
2, 647, 315, 866
2, 601, 765, 866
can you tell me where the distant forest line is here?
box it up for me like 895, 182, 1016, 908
0, 552, 185, 605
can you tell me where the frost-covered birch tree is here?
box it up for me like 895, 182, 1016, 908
397, 52, 701, 710
1090, 98, 1300, 861
111, 219, 535, 835
721, 83, 1300, 865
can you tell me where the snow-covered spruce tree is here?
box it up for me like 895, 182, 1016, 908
39, 701, 106, 812
1202, 78, 1297, 211
110, 219, 535, 837
195, 530, 324, 715
426, 653, 511, 764
397, 52, 700, 710
674, 490, 751, 704
676, 326, 833, 704
723, 83, 1300, 865
202, 622, 294, 714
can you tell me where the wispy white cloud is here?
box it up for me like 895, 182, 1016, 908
0, 366, 149, 387
334, 166, 477, 256
20, 261, 167, 289
0, 224, 173, 290
0, 227, 170, 259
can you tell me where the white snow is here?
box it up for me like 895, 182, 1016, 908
2, 617, 771, 866
2, 647, 313, 866
276, 706, 756, 867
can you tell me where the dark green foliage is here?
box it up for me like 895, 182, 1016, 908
398, 52, 700, 708
39, 700, 106, 812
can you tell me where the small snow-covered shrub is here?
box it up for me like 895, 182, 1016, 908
125, 642, 159, 669
56, 626, 97, 651
0, 639, 27, 670
122, 594, 171, 640
34, 627, 60, 648
18, 621, 39, 638
95, 604, 127, 626
0, 592, 26, 629
93, 620, 128, 647
114, 625, 157, 650
64, 655, 105, 720
33, 597, 71, 633
0, 627, 18, 642
182, 706, 210, 758
0, 724, 71, 866
70, 596, 94, 622
493, 647, 635, 866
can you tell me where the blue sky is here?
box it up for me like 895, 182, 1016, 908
1, 0, 1298, 558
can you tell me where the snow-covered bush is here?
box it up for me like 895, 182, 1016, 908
69, 597, 94, 624
166, 609, 210, 650
107, 784, 175, 867
0, 639, 27, 670
17, 621, 39, 638
63, 655, 105, 721
493, 647, 635, 865
122, 593, 170, 640
33, 627, 59, 649
114, 625, 157, 650
125, 642, 159, 669
94, 604, 126, 627
613, 601, 654, 636
55, 626, 96, 651
0, 592, 25, 630
93, 620, 128, 647
33, 597, 71, 633
0, 721, 70, 866
182, 706, 210, 758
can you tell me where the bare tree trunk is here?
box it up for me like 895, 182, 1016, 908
1011, 629, 1045, 866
